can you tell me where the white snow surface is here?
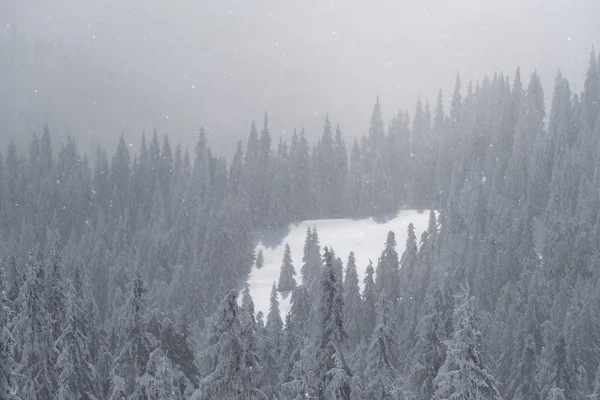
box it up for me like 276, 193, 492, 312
246, 210, 432, 319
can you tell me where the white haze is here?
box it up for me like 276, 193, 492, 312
2, 0, 599, 154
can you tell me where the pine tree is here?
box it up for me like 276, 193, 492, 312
255, 249, 265, 270
11, 250, 57, 399
408, 289, 447, 400
290, 285, 311, 328
343, 251, 363, 348
241, 282, 256, 323
399, 223, 418, 287
130, 348, 178, 400
376, 231, 401, 304
433, 296, 501, 400
539, 335, 581, 400
0, 267, 18, 399
363, 293, 401, 399
111, 269, 157, 395
266, 282, 283, 341
363, 259, 377, 340
313, 247, 350, 399
278, 244, 297, 291
301, 226, 322, 288
55, 281, 98, 400
193, 290, 263, 400
506, 334, 540, 400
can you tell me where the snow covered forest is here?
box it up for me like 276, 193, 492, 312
4, 33, 600, 399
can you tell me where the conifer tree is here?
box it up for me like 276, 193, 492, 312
506, 334, 541, 400
111, 269, 157, 395
0, 267, 18, 400
301, 226, 321, 288
343, 251, 363, 348
433, 296, 501, 400
313, 247, 350, 399
11, 250, 57, 399
408, 289, 447, 400
193, 290, 262, 400
278, 244, 297, 291
363, 259, 377, 340
363, 293, 401, 399
255, 249, 265, 270
55, 281, 98, 400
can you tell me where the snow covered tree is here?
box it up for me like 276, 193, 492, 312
399, 223, 418, 288
363, 293, 402, 399
433, 296, 501, 400
408, 289, 447, 400
376, 231, 401, 304
363, 259, 377, 339
255, 249, 265, 270
0, 267, 18, 400
130, 348, 178, 400
266, 282, 283, 347
193, 290, 263, 400
312, 247, 350, 399
241, 282, 256, 325
290, 285, 311, 328
539, 335, 581, 400
111, 269, 157, 395
278, 244, 297, 291
55, 281, 98, 400
301, 226, 322, 288
506, 334, 540, 400
11, 250, 57, 399
343, 251, 363, 348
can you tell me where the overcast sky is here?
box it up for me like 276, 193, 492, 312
2, 0, 600, 154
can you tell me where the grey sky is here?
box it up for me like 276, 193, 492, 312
2, 0, 599, 155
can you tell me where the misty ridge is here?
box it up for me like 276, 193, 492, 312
3, 2, 600, 400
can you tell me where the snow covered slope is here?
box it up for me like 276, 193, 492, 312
246, 210, 432, 319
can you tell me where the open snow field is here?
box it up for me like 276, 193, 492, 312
246, 210, 432, 318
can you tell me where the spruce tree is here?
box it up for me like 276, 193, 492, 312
278, 244, 297, 291
111, 270, 157, 395
193, 290, 262, 400
11, 250, 57, 399
433, 296, 501, 400
312, 247, 350, 399
363, 293, 401, 399
343, 251, 363, 348
363, 259, 377, 339
376, 231, 401, 304
0, 267, 18, 399
55, 281, 98, 400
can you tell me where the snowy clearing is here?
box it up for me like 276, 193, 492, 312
246, 210, 432, 318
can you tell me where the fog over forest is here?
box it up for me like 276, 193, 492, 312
2, 0, 600, 154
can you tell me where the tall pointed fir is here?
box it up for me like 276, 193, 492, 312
312, 247, 350, 399
433, 296, 501, 400
55, 281, 98, 400
0, 267, 18, 399
111, 269, 157, 396
376, 231, 401, 304
11, 250, 57, 399
363, 259, 377, 340
506, 334, 541, 400
301, 226, 322, 288
408, 289, 447, 400
278, 244, 297, 291
192, 290, 262, 400
363, 293, 402, 399
343, 251, 363, 348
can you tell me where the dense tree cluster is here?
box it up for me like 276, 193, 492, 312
2, 47, 600, 399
